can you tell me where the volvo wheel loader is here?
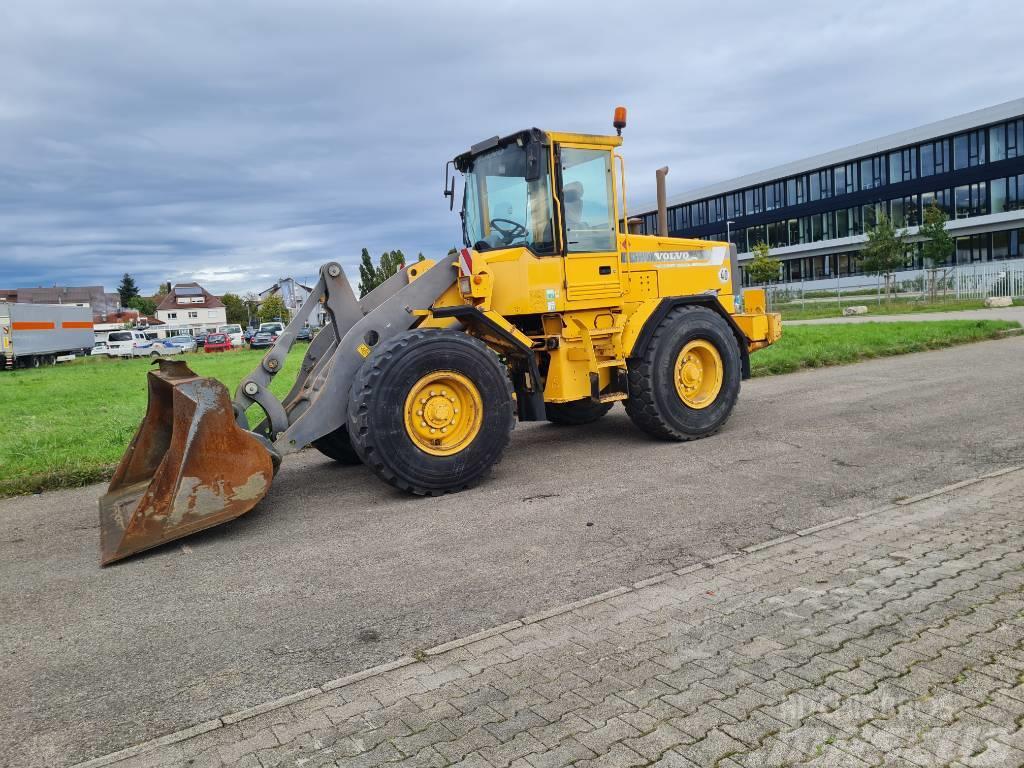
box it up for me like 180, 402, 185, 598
98, 108, 782, 565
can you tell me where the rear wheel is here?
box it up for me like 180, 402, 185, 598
624, 306, 741, 441
311, 425, 362, 465
545, 398, 613, 426
347, 329, 514, 495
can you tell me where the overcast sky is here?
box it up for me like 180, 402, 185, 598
1, 0, 1021, 296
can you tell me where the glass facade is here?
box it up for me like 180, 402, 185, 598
640, 110, 1024, 284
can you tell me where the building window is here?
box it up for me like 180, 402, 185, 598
890, 195, 920, 228
859, 155, 886, 190
921, 189, 952, 215
920, 139, 950, 176
786, 176, 807, 207
177, 297, 190, 305
707, 197, 724, 224
188, 311, 198, 319
207, 310, 217, 318
744, 187, 763, 215
725, 192, 743, 219
953, 129, 986, 170
767, 220, 787, 247
954, 183, 987, 218
764, 181, 785, 211
689, 201, 706, 227
990, 119, 1023, 162
787, 218, 800, 245
166, 312, 177, 319
991, 230, 1018, 260
889, 148, 917, 183
833, 163, 856, 196
836, 206, 862, 238
956, 234, 989, 263
809, 170, 832, 201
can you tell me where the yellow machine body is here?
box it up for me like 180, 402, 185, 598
426, 129, 781, 405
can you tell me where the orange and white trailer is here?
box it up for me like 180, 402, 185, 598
0, 303, 94, 369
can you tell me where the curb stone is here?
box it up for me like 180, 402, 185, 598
68, 464, 1024, 768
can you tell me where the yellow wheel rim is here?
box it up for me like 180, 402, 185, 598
673, 339, 723, 410
403, 371, 483, 456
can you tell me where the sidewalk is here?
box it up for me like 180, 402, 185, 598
76, 468, 1024, 768
784, 306, 1024, 326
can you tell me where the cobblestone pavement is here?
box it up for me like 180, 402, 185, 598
77, 468, 1024, 768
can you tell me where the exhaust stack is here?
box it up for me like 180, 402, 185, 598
656, 167, 669, 237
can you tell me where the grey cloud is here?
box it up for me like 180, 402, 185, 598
0, 0, 1020, 295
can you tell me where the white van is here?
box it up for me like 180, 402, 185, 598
106, 330, 158, 357
218, 324, 244, 347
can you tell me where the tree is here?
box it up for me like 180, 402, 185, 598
356, 248, 408, 297
127, 295, 156, 317
117, 273, 140, 307
258, 294, 289, 324
242, 292, 261, 327
153, 282, 171, 304
745, 241, 782, 287
861, 211, 908, 304
918, 202, 954, 299
221, 292, 248, 325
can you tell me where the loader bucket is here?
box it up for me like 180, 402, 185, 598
98, 359, 276, 565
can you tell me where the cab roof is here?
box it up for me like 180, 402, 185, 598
453, 128, 622, 171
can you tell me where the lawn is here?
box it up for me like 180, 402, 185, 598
0, 320, 1018, 498
776, 297, 1018, 322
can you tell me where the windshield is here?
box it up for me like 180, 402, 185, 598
108, 332, 131, 342
462, 143, 555, 253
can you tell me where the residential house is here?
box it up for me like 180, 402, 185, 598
258, 276, 325, 327
155, 283, 227, 335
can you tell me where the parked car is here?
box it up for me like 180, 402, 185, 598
243, 328, 256, 342
218, 324, 244, 347
295, 326, 312, 341
151, 339, 184, 355
90, 341, 110, 356
162, 334, 198, 353
194, 333, 209, 348
203, 333, 232, 353
258, 321, 285, 336
248, 331, 275, 350
106, 330, 158, 357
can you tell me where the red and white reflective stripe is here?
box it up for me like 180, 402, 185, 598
458, 248, 474, 276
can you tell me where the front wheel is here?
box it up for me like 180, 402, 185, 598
347, 329, 515, 495
624, 306, 741, 441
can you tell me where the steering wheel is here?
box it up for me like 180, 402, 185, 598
489, 218, 528, 244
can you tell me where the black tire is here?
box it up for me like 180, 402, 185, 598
545, 398, 614, 426
624, 306, 741, 441
347, 329, 514, 495
311, 425, 362, 465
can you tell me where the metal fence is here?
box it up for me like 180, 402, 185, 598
765, 259, 1024, 309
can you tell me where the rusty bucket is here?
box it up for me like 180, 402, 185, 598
98, 359, 276, 565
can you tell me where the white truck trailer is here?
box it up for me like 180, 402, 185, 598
0, 303, 94, 369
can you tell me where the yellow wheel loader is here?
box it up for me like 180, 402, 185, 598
98, 109, 781, 565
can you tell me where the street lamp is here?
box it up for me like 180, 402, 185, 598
726, 220, 736, 247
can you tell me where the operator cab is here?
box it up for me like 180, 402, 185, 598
452, 128, 622, 258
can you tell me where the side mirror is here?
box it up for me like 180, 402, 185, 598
443, 160, 456, 211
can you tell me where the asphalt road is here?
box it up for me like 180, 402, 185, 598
2, 337, 1023, 767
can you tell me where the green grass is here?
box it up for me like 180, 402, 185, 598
0, 320, 1018, 498
777, 297, 1018, 322
750, 320, 1018, 377
0, 349, 306, 498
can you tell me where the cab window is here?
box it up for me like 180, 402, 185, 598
560, 148, 616, 253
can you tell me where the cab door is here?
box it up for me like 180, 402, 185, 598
557, 144, 622, 306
